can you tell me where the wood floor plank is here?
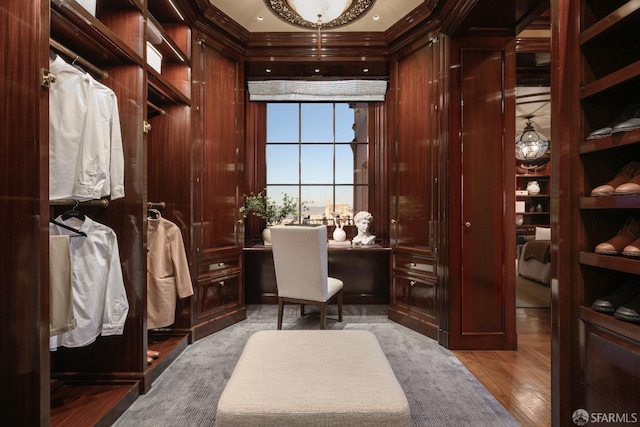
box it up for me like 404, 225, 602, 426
453, 307, 551, 427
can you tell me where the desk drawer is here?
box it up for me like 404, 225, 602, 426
197, 255, 241, 277
394, 253, 436, 276
392, 274, 436, 316
197, 273, 241, 318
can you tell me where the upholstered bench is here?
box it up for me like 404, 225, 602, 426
216, 330, 410, 427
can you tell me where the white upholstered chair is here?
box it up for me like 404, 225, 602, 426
270, 225, 343, 329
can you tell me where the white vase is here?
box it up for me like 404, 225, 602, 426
333, 223, 346, 242
262, 227, 272, 245
526, 180, 540, 195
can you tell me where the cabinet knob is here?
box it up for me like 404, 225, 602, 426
465, 221, 472, 228
410, 280, 416, 287
237, 219, 243, 224
410, 262, 417, 267
391, 219, 397, 224
219, 281, 225, 286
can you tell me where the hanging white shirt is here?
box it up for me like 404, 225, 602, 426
88, 75, 125, 199
49, 55, 124, 201
49, 215, 129, 349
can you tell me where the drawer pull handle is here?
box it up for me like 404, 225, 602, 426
410, 262, 416, 267
410, 280, 416, 287
219, 281, 225, 286
218, 262, 224, 267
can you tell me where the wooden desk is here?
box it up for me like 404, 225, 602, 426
243, 244, 391, 304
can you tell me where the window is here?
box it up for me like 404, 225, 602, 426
266, 102, 368, 225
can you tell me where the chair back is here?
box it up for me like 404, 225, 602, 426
270, 225, 329, 302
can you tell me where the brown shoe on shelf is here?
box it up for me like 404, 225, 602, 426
595, 217, 640, 255
147, 356, 153, 365
147, 350, 160, 359
591, 161, 640, 196
623, 236, 640, 257
614, 168, 640, 195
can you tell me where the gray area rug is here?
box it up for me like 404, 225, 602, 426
113, 305, 520, 426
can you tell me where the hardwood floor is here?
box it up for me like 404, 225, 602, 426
453, 308, 551, 427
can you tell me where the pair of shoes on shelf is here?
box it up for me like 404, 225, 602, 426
587, 104, 640, 140
594, 217, 640, 255
592, 280, 640, 323
591, 161, 640, 196
146, 349, 160, 365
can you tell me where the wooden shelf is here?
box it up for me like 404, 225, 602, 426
579, 251, 640, 275
579, 128, 640, 153
580, 1, 640, 44
580, 60, 640, 99
51, 0, 144, 65
579, 306, 640, 343
579, 195, 640, 209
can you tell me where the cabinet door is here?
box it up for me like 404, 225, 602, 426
191, 36, 246, 335
196, 41, 241, 250
390, 43, 438, 251
197, 274, 241, 317
448, 38, 517, 350
388, 41, 440, 340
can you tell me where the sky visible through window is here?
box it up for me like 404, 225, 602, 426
266, 103, 367, 223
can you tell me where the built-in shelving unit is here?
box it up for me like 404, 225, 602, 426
573, 0, 640, 415
49, 0, 147, 424
515, 169, 551, 241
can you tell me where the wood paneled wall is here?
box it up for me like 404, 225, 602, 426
0, 0, 50, 423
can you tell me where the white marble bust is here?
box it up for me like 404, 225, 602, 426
353, 211, 375, 245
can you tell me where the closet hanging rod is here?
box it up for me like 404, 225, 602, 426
147, 201, 166, 210
50, 198, 110, 208
49, 39, 109, 80
147, 101, 166, 115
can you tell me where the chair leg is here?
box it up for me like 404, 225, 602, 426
320, 303, 326, 330
277, 298, 284, 330
337, 290, 343, 322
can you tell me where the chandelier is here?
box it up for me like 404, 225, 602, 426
264, 0, 377, 29
515, 115, 549, 162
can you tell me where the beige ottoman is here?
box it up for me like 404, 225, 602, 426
216, 330, 410, 427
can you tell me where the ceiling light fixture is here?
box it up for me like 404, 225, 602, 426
263, 0, 376, 29
515, 115, 549, 162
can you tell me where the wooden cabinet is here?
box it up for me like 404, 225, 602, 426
46, 0, 148, 424
555, 0, 640, 420
145, 0, 194, 355
189, 32, 246, 338
387, 40, 441, 341
390, 250, 438, 338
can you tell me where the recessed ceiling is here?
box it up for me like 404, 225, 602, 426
208, 0, 423, 32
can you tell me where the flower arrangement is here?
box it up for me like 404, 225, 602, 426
240, 190, 310, 226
